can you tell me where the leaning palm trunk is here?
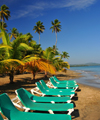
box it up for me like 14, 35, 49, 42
55, 31, 57, 49
39, 33, 40, 44
1, 17, 4, 29
32, 73, 36, 80
44, 71, 47, 78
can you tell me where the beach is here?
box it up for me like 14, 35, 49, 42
0, 70, 100, 120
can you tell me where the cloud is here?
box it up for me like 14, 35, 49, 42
11, 0, 97, 20
11, 2, 48, 20
60, 0, 97, 10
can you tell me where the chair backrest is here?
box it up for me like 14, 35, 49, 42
16, 88, 35, 107
40, 80, 49, 90
0, 93, 18, 119
53, 76, 76, 84
49, 77, 57, 86
17, 88, 33, 99
0, 114, 4, 120
52, 76, 59, 82
36, 82, 46, 93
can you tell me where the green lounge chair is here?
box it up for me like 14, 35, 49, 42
40, 80, 75, 92
53, 76, 77, 84
0, 93, 72, 120
15, 88, 71, 103
14, 88, 74, 114
0, 114, 3, 120
36, 82, 75, 98
49, 77, 79, 90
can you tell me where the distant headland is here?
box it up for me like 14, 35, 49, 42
70, 63, 100, 67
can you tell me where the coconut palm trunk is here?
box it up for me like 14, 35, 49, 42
33, 21, 45, 45
50, 19, 61, 49
39, 33, 40, 44
9, 68, 14, 84
33, 73, 36, 80
55, 31, 57, 49
44, 71, 47, 78
2, 19, 3, 29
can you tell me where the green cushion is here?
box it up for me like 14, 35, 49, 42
49, 78, 78, 89
36, 82, 75, 96
17, 88, 71, 103
16, 88, 74, 111
0, 93, 72, 120
53, 76, 77, 84
40, 80, 75, 92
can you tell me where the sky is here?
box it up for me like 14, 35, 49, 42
0, 0, 100, 64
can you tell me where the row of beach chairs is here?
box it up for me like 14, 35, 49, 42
0, 76, 79, 120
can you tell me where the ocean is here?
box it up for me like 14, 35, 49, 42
70, 66, 100, 88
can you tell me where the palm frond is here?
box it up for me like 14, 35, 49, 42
23, 59, 56, 74
0, 28, 10, 45
0, 29, 10, 58
23, 56, 39, 62
17, 43, 33, 51
0, 59, 24, 65
0, 45, 12, 49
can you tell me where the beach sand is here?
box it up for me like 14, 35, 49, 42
0, 70, 100, 120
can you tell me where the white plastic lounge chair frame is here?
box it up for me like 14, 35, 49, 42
12, 90, 74, 114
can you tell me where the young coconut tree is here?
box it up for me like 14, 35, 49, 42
9, 28, 19, 40
0, 29, 33, 83
18, 57, 56, 80
61, 51, 70, 60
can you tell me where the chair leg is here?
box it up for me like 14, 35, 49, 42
25, 108, 30, 112
68, 108, 74, 115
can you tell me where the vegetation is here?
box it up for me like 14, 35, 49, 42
70, 63, 100, 67
0, 28, 34, 83
50, 19, 61, 49
0, 4, 10, 28
17, 58, 56, 80
0, 21, 7, 30
9, 28, 19, 40
0, 4, 70, 84
33, 21, 45, 44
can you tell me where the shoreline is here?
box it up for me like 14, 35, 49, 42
0, 70, 100, 119
71, 69, 100, 89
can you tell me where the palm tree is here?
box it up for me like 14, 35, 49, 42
50, 19, 61, 49
61, 51, 70, 60
42, 47, 55, 61
42, 47, 55, 77
0, 29, 33, 83
17, 58, 56, 80
26, 33, 33, 42
33, 21, 45, 44
0, 4, 10, 28
0, 21, 7, 30
9, 28, 19, 40
52, 57, 70, 72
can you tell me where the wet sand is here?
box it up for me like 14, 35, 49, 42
0, 70, 100, 120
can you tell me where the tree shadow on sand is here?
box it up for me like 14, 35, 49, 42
56, 74, 67, 77
0, 75, 50, 95
55, 73, 81, 80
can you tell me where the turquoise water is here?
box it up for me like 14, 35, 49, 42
70, 66, 100, 88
